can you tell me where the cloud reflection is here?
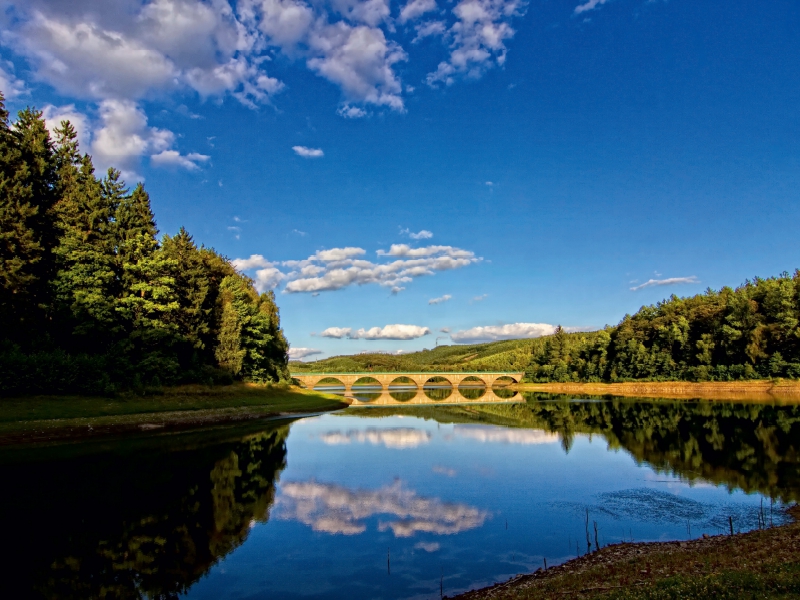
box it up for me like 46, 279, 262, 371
276, 480, 488, 537
454, 425, 559, 445
320, 428, 431, 449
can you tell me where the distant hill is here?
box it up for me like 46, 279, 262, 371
292, 270, 800, 383
289, 335, 598, 374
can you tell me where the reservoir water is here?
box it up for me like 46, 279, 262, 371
3, 393, 799, 598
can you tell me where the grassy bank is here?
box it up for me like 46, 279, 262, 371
455, 507, 800, 600
520, 380, 800, 402
0, 384, 348, 445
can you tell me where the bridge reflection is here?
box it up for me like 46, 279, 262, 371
317, 385, 520, 406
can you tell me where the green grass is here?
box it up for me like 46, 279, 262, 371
605, 564, 800, 599
0, 383, 347, 438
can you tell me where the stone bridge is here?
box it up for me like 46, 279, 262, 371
291, 371, 524, 393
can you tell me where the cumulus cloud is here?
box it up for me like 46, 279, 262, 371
320, 326, 353, 339
293, 145, 324, 157
1, 0, 527, 122
574, 0, 611, 14
470, 293, 488, 303
321, 324, 431, 340
428, 294, 451, 305
454, 425, 559, 445
150, 149, 211, 170
41, 99, 207, 178
630, 276, 700, 291
288, 347, 323, 360
320, 428, 431, 449
426, 0, 525, 86
231, 254, 274, 270
399, 0, 439, 24
234, 243, 480, 293
275, 480, 489, 537
450, 322, 557, 343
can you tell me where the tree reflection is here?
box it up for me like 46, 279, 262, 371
3, 425, 289, 598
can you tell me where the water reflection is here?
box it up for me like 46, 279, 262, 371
319, 428, 432, 449
2, 424, 289, 599
275, 480, 489, 537
4, 396, 800, 598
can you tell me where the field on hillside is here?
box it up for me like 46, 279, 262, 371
289, 338, 541, 373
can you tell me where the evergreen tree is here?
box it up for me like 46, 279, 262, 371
0, 103, 57, 342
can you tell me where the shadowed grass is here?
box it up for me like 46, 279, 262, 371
0, 383, 347, 439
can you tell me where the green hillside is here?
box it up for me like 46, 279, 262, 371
292, 270, 800, 383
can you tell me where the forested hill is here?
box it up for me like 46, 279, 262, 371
293, 270, 800, 382
0, 98, 289, 395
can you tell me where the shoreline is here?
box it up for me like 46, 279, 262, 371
454, 506, 800, 599
0, 384, 348, 446
519, 380, 800, 402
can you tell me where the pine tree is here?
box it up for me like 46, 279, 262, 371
0, 103, 57, 342
51, 153, 120, 348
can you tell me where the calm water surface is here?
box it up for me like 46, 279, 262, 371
3, 394, 799, 598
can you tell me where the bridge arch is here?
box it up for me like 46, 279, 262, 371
353, 376, 381, 387
312, 376, 346, 391
457, 376, 487, 400
492, 375, 519, 386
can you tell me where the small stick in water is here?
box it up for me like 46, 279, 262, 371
729, 516, 734, 536
594, 521, 600, 552
387, 547, 391, 575
440, 567, 443, 599
543, 557, 547, 570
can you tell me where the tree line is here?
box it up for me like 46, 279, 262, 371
527, 272, 800, 382
0, 97, 289, 395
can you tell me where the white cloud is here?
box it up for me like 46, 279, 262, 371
415, 541, 441, 552
355, 324, 431, 339
236, 244, 479, 293
321, 324, 431, 340
630, 276, 700, 291
41, 103, 91, 148
413, 20, 447, 42
574, 0, 611, 14
276, 480, 489, 537
377, 244, 472, 258
293, 145, 324, 157
450, 322, 557, 343
454, 425, 560, 445
399, 0, 439, 24
231, 254, 274, 270
306, 21, 407, 111
0, 62, 28, 99
400, 228, 434, 240
429, 294, 451, 305
150, 149, 210, 170
320, 326, 353, 338
337, 104, 368, 118
5, 1, 280, 106
288, 347, 323, 360
470, 293, 488, 303
254, 267, 285, 289
320, 428, 431, 449
426, 0, 524, 86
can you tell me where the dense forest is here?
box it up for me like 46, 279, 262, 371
294, 271, 800, 383
0, 97, 289, 395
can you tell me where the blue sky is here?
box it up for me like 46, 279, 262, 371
2, 0, 799, 359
